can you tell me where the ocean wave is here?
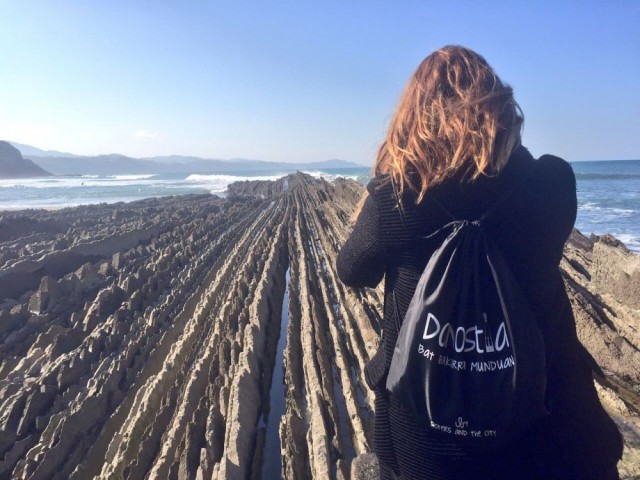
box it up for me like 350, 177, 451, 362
0, 178, 57, 188
184, 173, 285, 194
0, 198, 151, 211
575, 173, 640, 180
109, 174, 158, 180
579, 202, 636, 216
301, 170, 361, 182
0, 175, 173, 189
583, 232, 640, 253
614, 233, 640, 244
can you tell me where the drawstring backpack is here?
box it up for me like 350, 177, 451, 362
385, 172, 548, 451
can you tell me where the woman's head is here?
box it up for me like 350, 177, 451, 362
374, 45, 523, 202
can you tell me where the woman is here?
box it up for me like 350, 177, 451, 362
337, 46, 622, 479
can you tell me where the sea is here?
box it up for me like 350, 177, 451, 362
572, 160, 640, 252
1, 161, 638, 252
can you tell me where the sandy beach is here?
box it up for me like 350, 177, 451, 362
0, 173, 638, 479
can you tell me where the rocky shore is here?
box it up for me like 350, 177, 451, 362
0, 172, 638, 479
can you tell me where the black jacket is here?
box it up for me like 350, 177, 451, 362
337, 146, 623, 480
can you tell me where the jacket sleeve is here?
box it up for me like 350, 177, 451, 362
336, 181, 385, 288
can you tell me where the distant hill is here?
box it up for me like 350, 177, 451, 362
9, 141, 79, 158
28, 154, 163, 176
10, 142, 368, 176
0, 141, 53, 178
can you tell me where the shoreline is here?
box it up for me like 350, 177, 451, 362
2, 188, 639, 254
0, 193, 223, 213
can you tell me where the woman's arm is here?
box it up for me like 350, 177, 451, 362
337, 183, 386, 288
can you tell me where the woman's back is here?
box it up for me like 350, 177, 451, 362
337, 45, 622, 479
382, 147, 574, 322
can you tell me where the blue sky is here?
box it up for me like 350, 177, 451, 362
1, 1, 638, 163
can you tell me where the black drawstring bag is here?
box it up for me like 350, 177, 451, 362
386, 176, 548, 452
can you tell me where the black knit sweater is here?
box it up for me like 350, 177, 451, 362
337, 146, 622, 480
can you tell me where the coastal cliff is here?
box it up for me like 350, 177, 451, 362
0, 173, 637, 479
0, 142, 51, 179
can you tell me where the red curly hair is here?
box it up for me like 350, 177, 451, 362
374, 45, 523, 203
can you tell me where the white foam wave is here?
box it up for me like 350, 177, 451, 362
0, 178, 53, 188
614, 233, 639, 244
109, 174, 158, 180
184, 174, 285, 194
0, 198, 139, 211
609, 234, 640, 253
0, 176, 172, 188
580, 201, 598, 210
579, 202, 635, 216
302, 170, 361, 182
0, 175, 171, 189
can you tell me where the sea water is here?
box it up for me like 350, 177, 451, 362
0, 168, 369, 210
571, 160, 640, 252
1, 163, 638, 252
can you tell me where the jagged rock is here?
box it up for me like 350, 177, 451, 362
16, 385, 56, 436
0, 174, 637, 479
111, 252, 124, 270
9, 304, 24, 317
562, 231, 640, 384
28, 290, 48, 314
75, 262, 103, 289
0, 309, 24, 336
351, 453, 379, 480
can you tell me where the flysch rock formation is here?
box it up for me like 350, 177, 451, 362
0, 172, 637, 479
561, 231, 640, 479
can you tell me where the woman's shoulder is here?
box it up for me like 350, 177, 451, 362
365, 175, 397, 211
520, 150, 577, 241
509, 146, 573, 183
364, 174, 418, 246
508, 147, 575, 204
367, 174, 392, 194
529, 152, 577, 210
534, 153, 575, 185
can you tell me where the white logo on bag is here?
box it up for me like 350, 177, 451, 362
422, 312, 509, 354
455, 417, 469, 429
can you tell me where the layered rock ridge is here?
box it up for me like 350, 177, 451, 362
561, 231, 640, 478
0, 173, 637, 479
0, 174, 381, 479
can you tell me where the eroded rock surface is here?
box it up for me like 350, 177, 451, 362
561, 231, 640, 478
0, 173, 637, 479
